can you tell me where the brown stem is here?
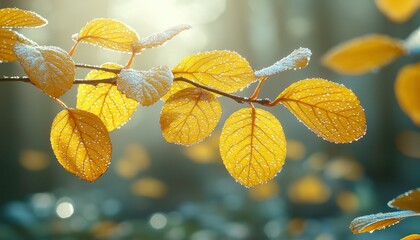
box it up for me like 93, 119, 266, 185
75, 63, 121, 74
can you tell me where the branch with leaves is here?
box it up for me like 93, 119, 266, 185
0, 8, 366, 187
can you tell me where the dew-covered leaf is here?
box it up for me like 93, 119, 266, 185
171, 50, 255, 95
50, 109, 112, 182
322, 34, 406, 75
0, 8, 47, 28
73, 18, 139, 53
388, 188, 420, 212
255, 47, 311, 77
276, 78, 366, 143
13, 42, 75, 97
160, 87, 221, 145
0, 29, 36, 62
375, 0, 420, 23
135, 24, 191, 52
350, 210, 420, 234
395, 62, 420, 126
401, 234, 420, 240
220, 108, 286, 188
77, 63, 139, 131
117, 66, 173, 106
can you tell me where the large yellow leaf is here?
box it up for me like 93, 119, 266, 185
0, 8, 47, 28
322, 34, 406, 75
350, 210, 420, 234
160, 87, 221, 145
220, 108, 286, 187
388, 188, 420, 212
0, 29, 35, 62
401, 234, 420, 240
395, 62, 420, 126
276, 78, 366, 143
73, 18, 139, 53
375, 0, 420, 23
13, 43, 75, 97
77, 63, 139, 131
171, 50, 255, 95
50, 109, 112, 182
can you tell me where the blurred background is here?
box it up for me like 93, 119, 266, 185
0, 0, 419, 239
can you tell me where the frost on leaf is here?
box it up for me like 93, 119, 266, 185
0, 8, 47, 28
404, 27, 420, 54
375, 0, 420, 23
388, 188, 420, 212
0, 29, 36, 62
160, 87, 221, 145
135, 24, 191, 52
219, 108, 286, 188
395, 62, 420, 126
117, 66, 173, 106
350, 210, 420, 234
322, 34, 406, 75
276, 78, 366, 143
13, 42, 75, 98
255, 47, 312, 77
77, 63, 139, 131
73, 18, 139, 53
50, 109, 112, 182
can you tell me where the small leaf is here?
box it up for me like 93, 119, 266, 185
388, 188, 420, 212
255, 47, 312, 77
171, 50, 255, 95
401, 234, 420, 240
395, 62, 420, 126
73, 18, 139, 52
0, 29, 36, 62
220, 108, 286, 187
0, 8, 47, 28
77, 63, 139, 131
135, 24, 191, 52
350, 210, 420, 234
13, 43, 75, 97
375, 0, 420, 23
276, 78, 366, 143
50, 109, 112, 182
117, 66, 173, 106
160, 87, 221, 145
322, 34, 406, 75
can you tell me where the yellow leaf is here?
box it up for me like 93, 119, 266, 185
276, 78, 366, 143
388, 188, 420, 212
220, 108, 286, 187
395, 62, 420, 126
135, 24, 191, 52
322, 34, 406, 75
73, 18, 139, 53
375, 0, 420, 23
50, 109, 112, 182
77, 63, 139, 131
117, 66, 173, 106
0, 29, 35, 62
171, 50, 255, 95
401, 234, 420, 240
13, 43, 75, 98
350, 210, 420, 234
160, 87, 221, 145
0, 8, 47, 28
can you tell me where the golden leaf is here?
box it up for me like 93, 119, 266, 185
13, 43, 75, 97
350, 210, 420, 234
160, 87, 221, 145
322, 34, 406, 75
219, 108, 286, 187
388, 188, 420, 212
171, 50, 255, 95
117, 66, 173, 106
0, 29, 35, 62
401, 234, 420, 240
73, 18, 139, 52
375, 0, 420, 23
0, 8, 47, 28
50, 109, 112, 182
395, 62, 420, 126
276, 78, 366, 143
135, 24, 191, 52
77, 63, 139, 131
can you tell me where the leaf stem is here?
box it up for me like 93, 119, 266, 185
52, 97, 68, 109
249, 77, 267, 100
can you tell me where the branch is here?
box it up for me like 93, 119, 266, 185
0, 76, 117, 85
